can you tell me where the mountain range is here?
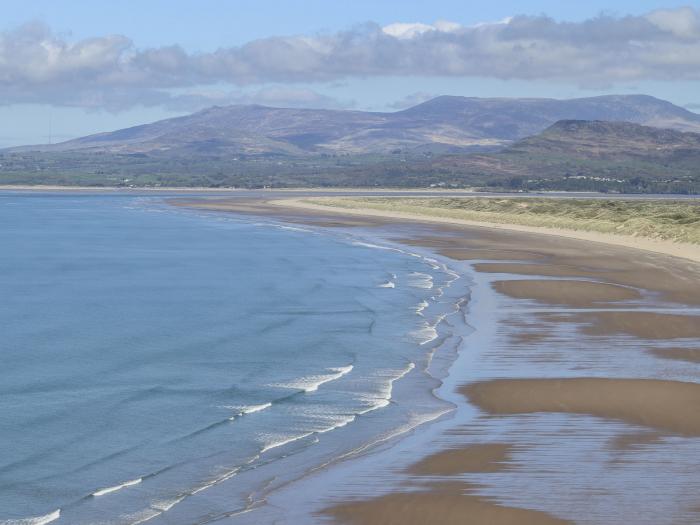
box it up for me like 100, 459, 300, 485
9, 94, 700, 156
2, 94, 699, 193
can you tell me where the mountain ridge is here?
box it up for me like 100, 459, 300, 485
8, 94, 700, 156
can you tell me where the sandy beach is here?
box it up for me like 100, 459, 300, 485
271, 197, 700, 263
174, 195, 700, 524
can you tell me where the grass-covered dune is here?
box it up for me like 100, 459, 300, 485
303, 197, 700, 245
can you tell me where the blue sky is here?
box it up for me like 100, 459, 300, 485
1, 1, 699, 146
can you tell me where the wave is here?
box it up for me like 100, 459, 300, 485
151, 495, 187, 512
127, 494, 188, 525
358, 362, 416, 415
407, 272, 434, 289
0, 510, 60, 525
378, 281, 395, 288
410, 323, 439, 345
165, 417, 233, 444
274, 364, 353, 393
128, 466, 236, 525
313, 413, 358, 434
221, 402, 273, 420
276, 225, 313, 233
240, 402, 273, 415
413, 300, 429, 316
260, 361, 414, 453
128, 509, 161, 525
92, 477, 142, 497
260, 432, 315, 454
191, 467, 240, 495
351, 241, 394, 251
424, 257, 442, 270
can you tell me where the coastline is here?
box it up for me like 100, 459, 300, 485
175, 196, 700, 524
268, 197, 700, 263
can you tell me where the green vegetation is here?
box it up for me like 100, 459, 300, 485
2, 149, 698, 193
306, 197, 700, 244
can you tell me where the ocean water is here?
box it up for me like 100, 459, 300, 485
0, 193, 470, 524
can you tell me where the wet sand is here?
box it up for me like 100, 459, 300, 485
649, 347, 700, 363
407, 443, 513, 476
322, 444, 571, 524
492, 279, 641, 307
322, 484, 571, 525
463, 378, 700, 436
175, 196, 700, 524
576, 311, 700, 339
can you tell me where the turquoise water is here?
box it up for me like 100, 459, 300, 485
0, 194, 469, 524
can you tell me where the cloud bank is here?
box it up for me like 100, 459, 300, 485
1, 7, 699, 110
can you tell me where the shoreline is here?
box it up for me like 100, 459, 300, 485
174, 196, 700, 524
268, 197, 700, 263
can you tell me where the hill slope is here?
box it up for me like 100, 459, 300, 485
9, 95, 700, 156
422, 120, 700, 191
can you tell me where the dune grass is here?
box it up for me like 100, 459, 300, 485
304, 197, 700, 244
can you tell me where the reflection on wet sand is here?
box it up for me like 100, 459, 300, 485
323, 220, 700, 524
177, 197, 700, 524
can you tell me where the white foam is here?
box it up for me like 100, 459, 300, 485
223, 402, 273, 419
314, 414, 358, 433
241, 402, 272, 414
150, 495, 186, 512
351, 241, 393, 250
358, 362, 416, 414
128, 508, 162, 525
413, 300, 429, 315
277, 225, 312, 233
260, 432, 315, 454
378, 281, 395, 288
92, 477, 142, 497
0, 510, 60, 525
191, 467, 240, 495
275, 365, 353, 393
424, 257, 442, 270
126, 489, 193, 524
410, 323, 439, 345
357, 398, 390, 414
407, 272, 434, 289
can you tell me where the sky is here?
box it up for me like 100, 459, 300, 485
1, 0, 700, 146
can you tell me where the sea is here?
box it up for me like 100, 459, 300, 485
0, 193, 471, 524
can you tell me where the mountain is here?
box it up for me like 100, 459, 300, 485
422, 120, 700, 188
509, 119, 700, 160
9, 95, 700, 156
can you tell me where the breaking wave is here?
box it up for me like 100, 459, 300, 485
92, 477, 142, 497
0, 510, 60, 525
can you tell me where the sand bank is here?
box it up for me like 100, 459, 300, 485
649, 347, 700, 363
407, 443, 512, 476
574, 311, 700, 339
463, 378, 700, 436
323, 485, 570, 525
492, 279, 641, 307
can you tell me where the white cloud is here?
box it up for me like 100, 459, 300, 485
645, 7, 700, 39
381, 20, 464, 39
1, 8, 700, 110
